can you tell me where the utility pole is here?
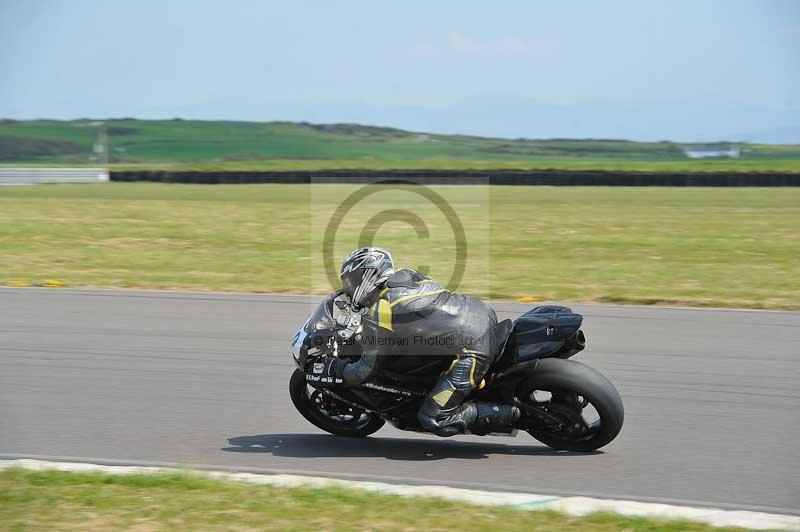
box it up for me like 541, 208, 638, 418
93, 122, 109, 166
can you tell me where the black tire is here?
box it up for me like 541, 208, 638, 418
517, 358, 623, 452
289, 368, 385, 438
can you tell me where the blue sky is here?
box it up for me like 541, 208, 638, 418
1, 0, 798, 141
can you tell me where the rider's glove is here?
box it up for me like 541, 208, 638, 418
306, 356, 344, 387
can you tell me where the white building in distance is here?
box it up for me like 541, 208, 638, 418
682, 146, 741, 159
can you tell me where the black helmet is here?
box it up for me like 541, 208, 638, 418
340, 247, 394, 308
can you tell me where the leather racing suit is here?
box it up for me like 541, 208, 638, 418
335, 268, 510, 436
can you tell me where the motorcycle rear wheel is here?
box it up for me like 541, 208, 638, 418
289, 368, 385, 437
517, 358, 623, 452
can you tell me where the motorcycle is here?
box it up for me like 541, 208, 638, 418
289, 289, 623, 452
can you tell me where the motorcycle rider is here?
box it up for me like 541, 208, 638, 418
306, 247, 520, 437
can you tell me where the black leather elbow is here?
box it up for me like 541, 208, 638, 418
342, 352, 379, 385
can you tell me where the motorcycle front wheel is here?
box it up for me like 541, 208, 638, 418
289, 368, 385, 438
516, 358, 624, 452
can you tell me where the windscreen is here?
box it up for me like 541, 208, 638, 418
302, 291, 340, 333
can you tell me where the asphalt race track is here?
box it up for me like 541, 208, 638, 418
1, 288, 798, 514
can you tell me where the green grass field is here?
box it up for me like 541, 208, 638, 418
1, 183, 798, 309
2, 118, 799, 172
0, 468, 748, 532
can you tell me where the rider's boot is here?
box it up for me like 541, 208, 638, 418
467, 403, 520, 434
417, 401, 519, 436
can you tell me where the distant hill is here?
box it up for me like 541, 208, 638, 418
0, 118, 798, 172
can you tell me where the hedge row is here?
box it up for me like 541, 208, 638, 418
110, 169, 800, 186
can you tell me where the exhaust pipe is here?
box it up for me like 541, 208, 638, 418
555, 330, 586, 359
574, 330, 586, 347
